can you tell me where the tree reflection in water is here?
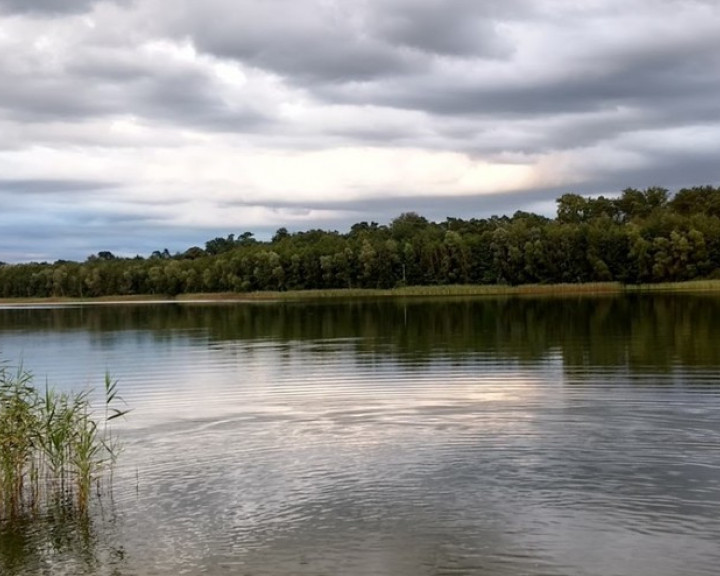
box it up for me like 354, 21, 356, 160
0, 502, 127, 576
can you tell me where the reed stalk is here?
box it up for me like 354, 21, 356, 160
0, 364, 128, 521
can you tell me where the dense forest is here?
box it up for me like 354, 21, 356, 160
1, 185, 720, 298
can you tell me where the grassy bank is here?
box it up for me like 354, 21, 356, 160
2, 280, 720, 306
623, 279, 720, 293
173, 282, 627, 301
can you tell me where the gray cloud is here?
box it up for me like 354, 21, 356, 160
0, 0, 719, 261
0, 0, 95, 14
0, 178, 117, 193
169, 0, 529, 84
0, 186, 185, 262
0, 0, 127, 15
373, 0, 527, 58
220, 191, 560, 230
584, 150, 720, 196
153, 0, 720, 157
323, 29, 720, 118
176, 6, 421, 83
0, 45, 271, 131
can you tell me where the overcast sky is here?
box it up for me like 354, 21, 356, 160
1, 0, 719, 261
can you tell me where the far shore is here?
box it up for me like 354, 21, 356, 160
2, 280, 720, 306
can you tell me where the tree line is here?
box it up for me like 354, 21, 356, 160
1, 185, 719, 298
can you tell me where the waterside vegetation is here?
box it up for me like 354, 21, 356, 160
2, 185, 720, 298
5, 280, 720, 306
0, 366, 128, 521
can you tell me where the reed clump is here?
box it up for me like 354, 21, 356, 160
0, 365, 128, 521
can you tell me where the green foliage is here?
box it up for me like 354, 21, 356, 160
1, 185, 720, 297
0, 365, 128, 520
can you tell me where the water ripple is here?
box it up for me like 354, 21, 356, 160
2, 302, 720, 576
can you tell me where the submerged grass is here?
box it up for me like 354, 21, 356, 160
0, 365, 128, 521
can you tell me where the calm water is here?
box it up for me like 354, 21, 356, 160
1, 295, 720, 576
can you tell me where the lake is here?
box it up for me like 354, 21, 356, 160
1, 294, 719, 575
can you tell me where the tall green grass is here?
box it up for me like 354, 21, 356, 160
0, 365, 128, 521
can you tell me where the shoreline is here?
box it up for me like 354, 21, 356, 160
2, 280, 720, 306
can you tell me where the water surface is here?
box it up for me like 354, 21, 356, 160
1, 295, 719, 575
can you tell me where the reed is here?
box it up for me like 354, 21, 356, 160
624, 279, 720, 293
4, 279, 720, 305
169, 282, 625, 301
0, 365, 128, 521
